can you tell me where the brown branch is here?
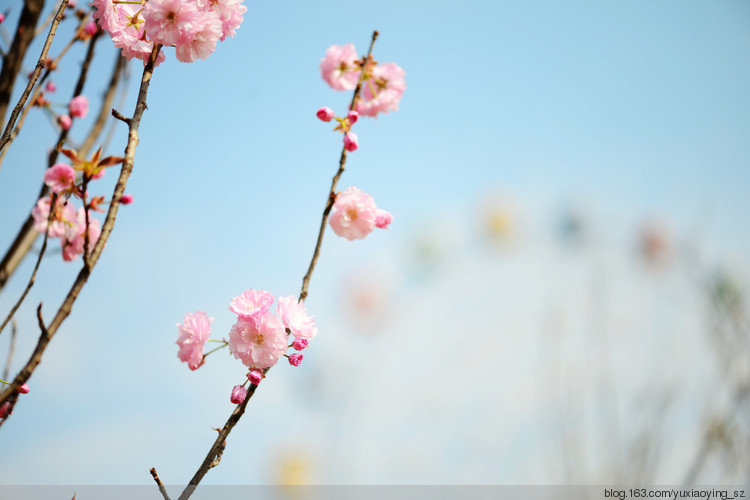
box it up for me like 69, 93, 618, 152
0, 31, 101, 297
171, 31, 380, 500
0, 0, 45, 125
299, 30, 378, 302
0, 196, 54, 336
0, 44, 162, 408
150, 468, 172, 500
0, 0, 69, 156
2, 320, 17, 381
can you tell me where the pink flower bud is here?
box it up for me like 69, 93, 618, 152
19, 383, 30, 394
0, 14, 5, 24
230, 385, 247, 404
347, 110, 359, 125
84, 21, 98, 35
120, 194, 134, 205
316, 106, 335, 122
375, 209, 393, 229
0, 402, 11, 418
57, 114, 72, 131
343, 132, 358, 152
292, 338, 309, 351
69, 95, 88, 118
45, 81, 57, 93
288, 353, 303, 367
247, 370, 262, 385
67, 0, 77, 8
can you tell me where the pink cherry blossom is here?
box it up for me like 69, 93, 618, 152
57, 114, 72, 130
317, 106, 334, 122
43, 163, 76, 194
375, 209, 393, 229
291, 338, 308, 351
143, 0, 201, 46
347, 110, 359, 124
0, 14, 5, 24
0, 402, 11, 419
200, 0, 247, 40
228, 312, 287, 369
69, 95, 88, 118
19, 384, 30, 394
288, 353, 303, 367
32, 197, 76, 238
176, 311, 214, 370
61, 209, 102, 261
356, 62, 406, 117
120, 194, 134, 205
247, 370, 263, 385
230, 385, 247, 404
320, 43, 360, 91
229, 289, 274, 319
343, 132, 358, 152
277, 296, 317, 341
84, 21, 99, 36
329, 187, 378, 240
174, 10, 223, 63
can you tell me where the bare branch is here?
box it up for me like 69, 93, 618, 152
150, 468, 172, 500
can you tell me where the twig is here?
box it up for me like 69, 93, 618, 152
150, 468, 172, 500
0, 44, 163, 408
171, 31, 380, 500
2, 320, 17, 381
0, 197, 54, 336
299, 30, 378, 302
0, 0, 69, 156
0, 31, 101, 297
34, 0, 64, 38
0, 0, 45, 125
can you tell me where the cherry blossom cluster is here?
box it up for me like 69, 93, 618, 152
91, 0, 247, 65
31, 148, 131, 261
176, 289, 317, 405
32, 85, 90, 132
320, 43, 406, 117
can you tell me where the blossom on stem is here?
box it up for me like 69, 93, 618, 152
230, 385, 247, 404
45, 81, 57, 93
356, 62, 406, 117
375, 209, 393, 229
320, 43, 360, 91
32, 197, 77, 238
347, 110, 359, 125
69, 96, 88, 118
176, 311, 214, 370
228, 312, 287, 369
328, 186, 378, 241
43, 163, 76, 194
120, 194, 134, 205
288, 353, 303, 367
229, 289, 274, 319
291, 338, 308, 351
19, 384, 30, 394
277, 296, 317, 341
0, 402, 10, 419
57, 114, 72, 131
343, 132, 358, 152
174, 10, 223, 63
316, 107, 335, 122
247, 370, 263, 385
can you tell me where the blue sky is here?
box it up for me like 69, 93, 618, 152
0, 0, 749, 487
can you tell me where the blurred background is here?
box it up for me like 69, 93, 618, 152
0, 0, 748, 487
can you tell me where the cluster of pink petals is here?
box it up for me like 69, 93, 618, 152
32, 197, 77, 238
329, 187, 392, 241
276, 296, 318, 340
356, 62, 407, 117
229, 289, 274, 318
343, 131, 358, 152
61, 208, 102, 261
320, 44, 360, 90
69, 95, 88, 118
230, 384, 247, 404
91, 0, 246, 65
320, 44, 406, 117
43, 163, 76, 194
176, 311, 214, 370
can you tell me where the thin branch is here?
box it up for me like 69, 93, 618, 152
2, 320, 17, 381
150, 468, 172, 500
0, 0, 69, 156
0, 196, 54, 336
0, 30, 101, 297
34, 0, 64, 38
0, 44, 163, 408
0, 0, 45, 125
299, 30, 378, 302
172, 31, 380, 500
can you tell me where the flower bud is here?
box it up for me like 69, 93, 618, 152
375, 209, 393, 229
288, 353, 303, 367
19, 384, 30, 394
84, 21, 98, 36
291, 338, 309, 351
45, 81, 57, 93
230, 385, 247, 404
0, 402, 11, 419
347, 110, 359, 125
343, 132, 358, 152
69, 95, 89, 118
316, 107, 335, 122
247, 370, 263, 385
57, 114, 72, 131
120, 194, 134, 205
